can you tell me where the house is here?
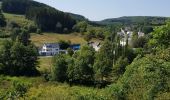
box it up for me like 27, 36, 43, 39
117, 28, 133, 46
39, 43, 60, 56
39, 43, 81, 56
117, 28, 146, 46
88, 42, 101, 51
138, 31, 145, 37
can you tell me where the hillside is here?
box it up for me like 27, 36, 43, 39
3, 13, 86, 47
31, 33, 86, 47
96, 16, 168, 26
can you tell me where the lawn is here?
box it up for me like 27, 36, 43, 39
31, 33, 86, 47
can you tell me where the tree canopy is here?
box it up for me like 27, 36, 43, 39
0, 10, 6, 27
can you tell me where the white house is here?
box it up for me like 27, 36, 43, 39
39, 43, 60, 56
138, 31, 145, 37
117, 29, 133, 46
39, 43, 81, 56
88, 42, 101, 51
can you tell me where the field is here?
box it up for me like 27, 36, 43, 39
31, 33, 86, 47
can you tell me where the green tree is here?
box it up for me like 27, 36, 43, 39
149, 21, 170, 49
112, 57, 129, 82
0, 10, 6, 27
11, 28, 21, 41
0, 40, 38, 76
67, 45, 95, 84
67, 48, 74, 56
58, 40, 71, 50
51, 54, 67, 82
0, 40, 13, 74
10, 41, 38, 76
73, 21, 88, 33
18, 29, 30, 46
94, 40, 114, 82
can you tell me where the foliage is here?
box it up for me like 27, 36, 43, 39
110, 48, 170, 100
67, 48, 74, 56
26, 7, 76, 32
149, 21, 170, 49
112, 57, 129, 82
142, 26, 153, 34
0, 10, 6, 27
94, 40, 113, 82
1, 0, 45, 14
58, 40, 71, 50
73, 21, 88, 33
67, 45, 95, 84
0, 40, 39, 76
18, 29, 31, 46
99, 16, 167, 26
2, 0, 76, 33
51, 54, 68, 82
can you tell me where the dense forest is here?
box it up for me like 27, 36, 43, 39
0, 10, 6, 27
98, 16, 168, 26
1, 0, 76, 32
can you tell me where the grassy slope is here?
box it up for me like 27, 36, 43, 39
3, 13, 34, 27
3, 13, 86, 46
31, 33, 86, 47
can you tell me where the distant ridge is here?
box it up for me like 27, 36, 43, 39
95, 16, 169, 26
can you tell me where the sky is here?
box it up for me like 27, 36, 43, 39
34, 0, 170, 21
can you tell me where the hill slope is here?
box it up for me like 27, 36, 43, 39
96, 16, 168, 26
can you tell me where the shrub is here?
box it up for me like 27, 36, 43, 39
110, 48, 170, 99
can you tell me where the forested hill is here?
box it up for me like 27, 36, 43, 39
96, 16, 169, 26
1, 0, 87, 32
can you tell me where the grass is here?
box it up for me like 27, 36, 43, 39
3, 13, 34, 27
31, 33, 86, 47
38, 56, 53, 73
0, 76, 112, 100
26, 83, 111, 100
0, 38, 10, 48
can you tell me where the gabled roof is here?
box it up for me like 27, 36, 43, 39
44, 43, 59, 48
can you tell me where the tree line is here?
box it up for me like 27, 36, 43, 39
0, 10, 6, 27
49, 35, 137, 87
25, 7, 76, 32
0, 28, 39, 76
1, 0, 76, 33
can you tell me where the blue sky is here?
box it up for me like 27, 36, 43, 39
34, 0, 170, 21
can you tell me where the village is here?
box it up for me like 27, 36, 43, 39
39, 28, 145, 56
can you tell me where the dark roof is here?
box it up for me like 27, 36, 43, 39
44, 43, 59, 48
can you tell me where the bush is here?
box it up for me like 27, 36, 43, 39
0, 40, 39, 76
36, 28, 41, 34
110, 48, 170, 99
27, 23, 37, 33
51, 54, 68, 82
